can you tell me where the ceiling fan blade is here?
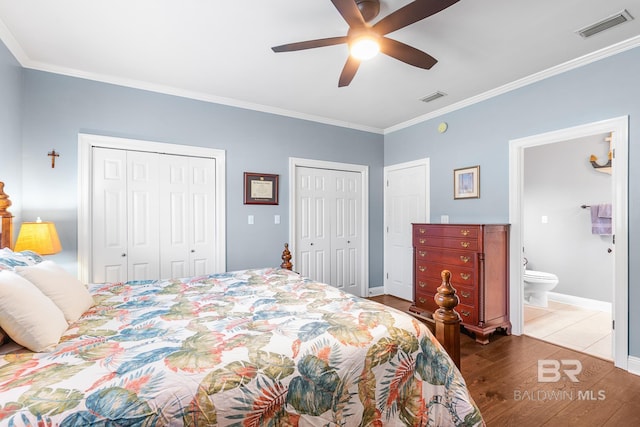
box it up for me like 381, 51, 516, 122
331, 0, 366, 28
373, 0, 459, 36
272, 36, 348, 52
338, 56, 361, 87
379, 37, 437, 69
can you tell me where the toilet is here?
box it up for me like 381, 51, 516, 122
523, 269, 559, 307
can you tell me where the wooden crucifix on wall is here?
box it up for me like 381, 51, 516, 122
48, 150, 60, 168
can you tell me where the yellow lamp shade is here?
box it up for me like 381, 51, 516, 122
14, 221, 62, 255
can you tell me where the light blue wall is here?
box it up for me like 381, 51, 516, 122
0, 39, 22, 224
385, 46, 640, 357
17, 70, 384, 280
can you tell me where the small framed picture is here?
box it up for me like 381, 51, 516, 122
244, 172, 279, 205
453, 166, 480, 199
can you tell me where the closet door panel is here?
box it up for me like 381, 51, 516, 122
92, 148, 127, 283
160, 155, 190, 279
189, 157, 216, 276
127, 151, 160, 281
331, 171, 360, 295
160, 155, 216, 278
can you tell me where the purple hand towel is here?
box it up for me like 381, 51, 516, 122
590, 204, 612, 235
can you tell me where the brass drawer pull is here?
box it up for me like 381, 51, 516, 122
418, 266, 426, 272
419, 281, 426, 288
460, 290, 470, 298
461, 310, 471, 317
419, 229, 426, 234
418, 251, 426, 257
460, 256, 470, 263
460, 229, 470, 236
460, 241, 470, 248
419, 238, 426, 244
419, 298, 426, 304
460, 273, 471, 281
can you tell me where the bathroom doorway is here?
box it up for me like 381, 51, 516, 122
509, 116, 629, 370
522, 135, 613, 360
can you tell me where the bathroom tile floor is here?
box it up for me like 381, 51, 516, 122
523, 300, 612, 361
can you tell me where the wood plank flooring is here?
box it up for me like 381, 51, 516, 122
369, 294, 640, 426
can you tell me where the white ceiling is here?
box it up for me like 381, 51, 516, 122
1, 0, 639, 133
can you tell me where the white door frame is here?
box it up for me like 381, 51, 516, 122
78, 133, 226, 284
509, 116, 628, 370
289, 157, 369, 297
383, 158, 430, 297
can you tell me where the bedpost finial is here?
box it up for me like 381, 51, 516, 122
280, 243, 293, 270
434, 270, 460, 322
0, 182, 11, 213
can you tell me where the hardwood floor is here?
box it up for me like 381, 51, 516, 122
369, 294, 640, 426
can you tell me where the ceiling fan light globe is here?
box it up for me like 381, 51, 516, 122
350, 38, 379, 60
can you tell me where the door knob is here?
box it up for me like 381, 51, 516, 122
121, 253, 127, 257
191, 249, 195, 253
607, 248, 612, 253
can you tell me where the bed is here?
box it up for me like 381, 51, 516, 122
0, 182, 483, 426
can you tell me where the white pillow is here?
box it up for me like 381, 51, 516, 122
16, 261, 94, 323
0, 270, 68, 352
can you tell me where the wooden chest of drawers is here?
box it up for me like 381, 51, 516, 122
409, 223, 511, 344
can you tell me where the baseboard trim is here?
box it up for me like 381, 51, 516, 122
628, 356, 640, 376
368, 286, 384, 297
547, 292, 611, 313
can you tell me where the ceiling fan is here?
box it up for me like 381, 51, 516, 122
271, 0, 460, 87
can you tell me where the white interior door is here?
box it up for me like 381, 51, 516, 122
295, 166, 362, 295
296, 167, 331, 284
127, 151, 160, 281
92, 147, 128, 283
79, 133, 227, 285
160, 155, 216, 279
187, 157, 217, 277
384, 160, 429, 301
331, 170, 361, 296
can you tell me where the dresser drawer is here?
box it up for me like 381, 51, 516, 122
413, 225, 479, 239
457, 304, 478, 324
414, 235, 478, 251
415, 276, 477, 307
414, 290, 438, 313
416, 261, 476, 285
414, 276, 439, 294
415, 289, 477, 325
455, 285, 476, 308
415, 248, 477, 268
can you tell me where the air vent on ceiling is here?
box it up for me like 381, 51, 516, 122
576, 9, 634, 38
420, 91, 447, 103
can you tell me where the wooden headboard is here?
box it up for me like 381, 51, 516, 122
0, 182, 13, 249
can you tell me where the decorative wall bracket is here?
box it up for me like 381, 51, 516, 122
589, 134, 612, 175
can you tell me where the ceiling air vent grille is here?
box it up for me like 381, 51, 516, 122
420, 91, 446, 103
577, 9, 633, 38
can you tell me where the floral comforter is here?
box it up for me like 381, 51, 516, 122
0, 268, 483, 426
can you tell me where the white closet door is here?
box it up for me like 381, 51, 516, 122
160, 155, 216, 279
160, 155, 190, 279
126, 151, 160, 281
92, 148, 128, 283
331, 170, 360, 295
296, 167, 362, 295
296, 167, 331, 284
188, 157, 216, 276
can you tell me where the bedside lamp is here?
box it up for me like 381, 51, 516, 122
14, 217, 62, 255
